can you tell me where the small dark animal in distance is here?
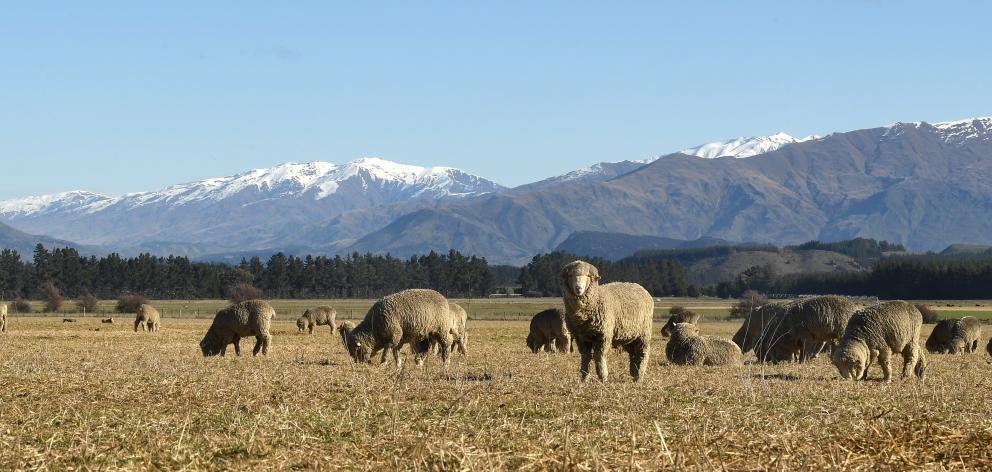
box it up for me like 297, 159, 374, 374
63, 318, 77, 323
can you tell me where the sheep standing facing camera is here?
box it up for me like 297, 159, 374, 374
559, 260, 654, 382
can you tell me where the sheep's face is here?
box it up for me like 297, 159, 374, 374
200, 337, 222, 357
340, 326, 373, 363
559, 261, 600, 298
948, 339, 966, 354
670, 322, 699, 339
832, 349, 866, 380
526, 334, 537, 352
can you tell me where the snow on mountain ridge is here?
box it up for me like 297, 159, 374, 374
679, 132, 820, 159
0, 158, 503, 216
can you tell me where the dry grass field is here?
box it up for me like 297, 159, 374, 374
2, 308, 992, 470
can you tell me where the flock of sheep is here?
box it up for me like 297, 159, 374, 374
2, 260, 988, 383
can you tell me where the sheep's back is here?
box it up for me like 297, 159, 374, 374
842, 301, 921, 352
531, 308, 566, 338
304, 306, 336, 325
599, 282, 653, 342
211, 300, 275, 337
364, 289, 450, 341
787, 296, 858, 341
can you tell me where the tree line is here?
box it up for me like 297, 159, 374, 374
0, 244, 495, 300
518, 251, 693, 297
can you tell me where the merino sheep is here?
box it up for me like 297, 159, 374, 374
777, 296, 860, 362
133, 304, 161, 332
732, 301, 801, 363
298, 306, 337, 335
660, 309, 700, 338
665, 322, 743, 366
200, 300, 275, 357
925, 319, 956, 354
339, 289, 453, 367
526, 308, 573, 353
948, 316, 981, 354
559, 261, 654, 382
1, 303, 7, 333
832, 301, 925, 382
101, 318, 114, 324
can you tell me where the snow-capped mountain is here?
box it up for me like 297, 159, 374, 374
0, 158, 505, 253
680, 132, 820, 159
526, 132, 821, 188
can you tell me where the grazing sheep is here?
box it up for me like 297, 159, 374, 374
948, 316, 982, 354
297, 306, 337, 335
660, 309, 700, 338
101, 318, 114, 324
339, 289, 453, 367
665, 322, 743, 366
832, 301, 925, 382
560, 261, 654, 382
778, 296, 860, 362
448, 302, 468, 355
200, 300, 275, 357
526, 308, 573, 353
414, 302, 470, 359
732, 301, 801, 363
133, 304, 161, 332
1, 303, 7, 333
925, 319, 956, 354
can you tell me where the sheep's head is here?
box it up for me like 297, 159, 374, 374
296, 317, 307, 332
526, 334, 537, 352
832, 341, 868, 380
199, 330, 224, 357
661, 311, 700, 338
559, 261, 600, 298
669, 322, 699, 339
338, 321, 373, 363
947, 337, 967, 354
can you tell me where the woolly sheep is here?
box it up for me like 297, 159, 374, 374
133, 304, 161, 332
660, 309, 700, 338
339, 289, 453, 367
414, 302, 470, 359
948, 316, 981, 354
832, 301, 925, 382
101, 318, 114, 324
777, 296, 860, 362
526, 308, 573, 353
560, 261, 654, 382
298, 306, 337, 335
665, 322, 743, 366
0, 303, 6, 333
732, 301, 801, 363
199, 300, 275, 357
925, 319, 955, 354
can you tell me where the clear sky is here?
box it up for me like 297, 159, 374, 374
2, 1, 990, 198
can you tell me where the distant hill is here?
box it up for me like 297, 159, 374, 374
0, 221, 93, 255
682, 248, 869, 286
554, 231, 748, 260
939, 243, 992, 256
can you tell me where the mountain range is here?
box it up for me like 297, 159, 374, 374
2, 117, 991, 265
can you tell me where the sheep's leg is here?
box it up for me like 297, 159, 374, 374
437, 334, 452, 365
555, 335, 569, 353
308, 324, 314, 335
252, 336, 263, 356
877, 349, 892, 382
262, 334, 270, 355
379, 343, 392, 365
626, 340, 649, 382
544, 339, 554, 353
220, 344, 227, 357
392, 343, 404, 367
576, 339, 593, 382
592, 338, 610, 382
901, 343, 920, 379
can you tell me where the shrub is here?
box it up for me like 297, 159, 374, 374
42, 281, 63, 313
915, 304, 940, 324
76, 292, 99, 313
229, 283, 263, 304
11, 298, 32, 313
729, 290, 767, 319
116, 294, 149, 314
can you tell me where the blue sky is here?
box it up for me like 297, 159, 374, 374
2, 1, 990, 198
